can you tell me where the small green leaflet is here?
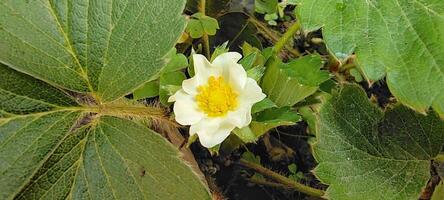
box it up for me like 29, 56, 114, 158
255, 0, 278, 14
315, 85, 444, 200
186, 13, 219, 38
250, 107, 301, 138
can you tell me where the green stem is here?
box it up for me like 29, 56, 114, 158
199, 0, 211, 58
248, 16, 301, 57
248, 177, 289, 188
239, 159, 325, 198
274, 21, 301, 54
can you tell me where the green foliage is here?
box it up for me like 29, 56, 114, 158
250, 107, 301, 137
159, 71, 186, 106
0, 0, 210, 199
255, 0, 297, 25
261, 54, 329, 107
251, 98, 277, 114
288, 163, 304, 181
186, 13, 219, 38
432, 182, 444, 200
314, 85, 444, 199
133, 81, 160, 100
0, 0, 186, 102
210, 42, 230, 62
255, 0, 278, 14
233, 127, 258, 143
134, 48, 188, 101
297, 0, 444, 116
242, 151, 261, 164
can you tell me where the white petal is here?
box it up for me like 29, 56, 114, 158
227, 63, 248, 91
181, 77, 199, 95
193, 54, 213, 75
200, 123, 234, 148
193, 54, 221, 83
212, 52, 242, 67
172, 90, 204, 125
226, 107, 250, 128
168, 92, 177, 102
239, 78, 266, 104
244, 107, 252, 126
212, 52, 247, 91
191, 118, 235, 148
197, 120, 234, 148
190, 118, 219, 136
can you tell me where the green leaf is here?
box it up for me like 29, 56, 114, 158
252, 98, 277, 114
0, 57, 209, 200
133, 48, 187, 100
283, 55, 329, 86
0, 64, 77, 114
133, 81, 160, 100
162, 48, 189, 73
246, 65, 266, 82
255, 0, 278, 14
159, 71, 186, 106
297, 0, 444, 116
298, 106, 317, 134
314, 85, 444, 200
1, 115, 211, 199
250, 107, 301, 137
186, 19, 205, 38
288, 164, 297, 174
261, 55, 328, 107
242, 151, 261, 164
432, 181, 444, 200
0, 0, 186, 102
186, 13, 219, 38
200, 15, 220, 35
233, 126, 257, 143
264, 13, 278, 21
210, 42, 229, 62
0, 110, 84, 200
349, 68, 363, 82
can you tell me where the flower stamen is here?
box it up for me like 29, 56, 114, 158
196, 76, 238, 117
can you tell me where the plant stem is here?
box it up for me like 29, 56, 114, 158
199, 0, 211, 58
239, 159, 325, 198
274, 21, 301, 55
248, 177, 289, 188
248, 16, 301, 57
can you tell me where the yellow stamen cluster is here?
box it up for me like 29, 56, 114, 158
196, 76, 238, 117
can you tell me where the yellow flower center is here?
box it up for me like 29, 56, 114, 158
196, 76, 239, 117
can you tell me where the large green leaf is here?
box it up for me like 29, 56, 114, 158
0, 64, 78, 114
0, 64, 210, 199
0, 0, 186, 102
297, 0, 444, 116
314, 85, 444, 200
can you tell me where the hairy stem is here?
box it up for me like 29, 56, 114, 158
248, 16, 301, 57
248, 177, 289, 188
239, 159, 325, 198
199, 0, 211, 58
274, 21, 301, 55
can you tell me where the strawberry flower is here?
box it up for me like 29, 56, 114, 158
169, 52, 266, 147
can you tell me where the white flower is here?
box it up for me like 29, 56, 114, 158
168, 52, 266, 148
